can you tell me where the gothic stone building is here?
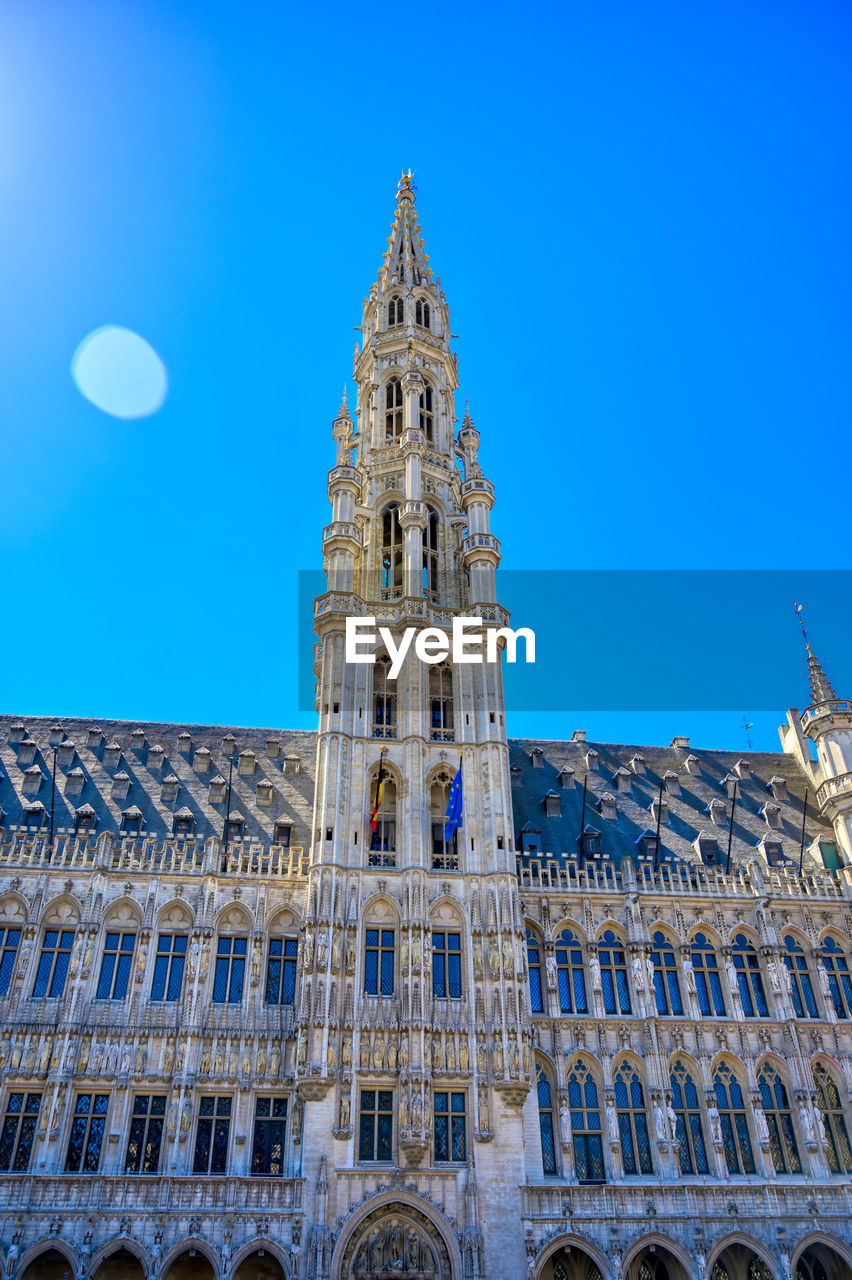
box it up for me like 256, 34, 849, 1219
0, 177, 851, 1280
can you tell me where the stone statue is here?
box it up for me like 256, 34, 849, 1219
297, 1033, 307, 1068
412, 1087, 423, 1128
667, 1103, 678, 1142
2, 1037, 17, 1070
401, 932, 409, 968
303, 933, 314, 971
345, 930, 356, 971
327, 1038, 337, 1069
589, 953, 603, 992
341, 1032, 353, 1067
508, 1035, 519, 1075
251, 941, 261, 985
654, 1104, 666, 1142
256, 1042, 266, 1077
181, 1101, 192, 1133
120, 1043, 132, 1075
39, 1038, 53, 1074
488, 943, 500, 980
559, 1103, 572, 1143
446, 1037, 457, 1072
135, 937, 149, 980
632, 956, 646, 992
176, 1041, 185, 1072
472, 937, 483, 978
407, 1230, 420, 1272
369, 1230, 383, 1272
134, 1044, 147, 1074
241, 1044, 252, 1075
708, 1105, 722, 1144
77, 1038, 90, 1073
317, 931, 329, 967
398, 1036, 409, 1069
412, 932, 422, 966
799, 1100, 816, 1143
63, 1042, 75, 1072
387, 1037, 398, 1070
726, 957, 739, 995
399, 1088, 409, 1129
214, 1042, 225, 1075
269, 1040, 281, 1075
768, 961, 784, 996
755, 1105, 770, 1144
502, 937, 514, 975
228, 1047, 238, 1076
645, 954, 656, 993
546, 953, 558, 992
189, 937, 201, 977
683, 957, 698, 998
459, 1037, 469, 1072
607, 1101, 619, 1142
431, 1035, 443, 1071
360, 1030, 371, 1068
372, 1029, 385, 1070
332, 927, 342, 970
423, 935, 432, 971
493, 1040, 504, 1075
339, 1093, 351, 1128
11, 1036, 24, 1072
476, 1040, 487, 1076
91, 1041, 104, 1074
818, 963, 832, 1001
162, 1039, 175, 1074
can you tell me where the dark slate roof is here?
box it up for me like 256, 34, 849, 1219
508, 737, 833, 873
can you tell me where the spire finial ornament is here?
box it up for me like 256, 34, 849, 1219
794, 601, 837, 706
397, 169, 416, 204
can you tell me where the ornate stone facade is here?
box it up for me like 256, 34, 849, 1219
0, 178, 850, 1280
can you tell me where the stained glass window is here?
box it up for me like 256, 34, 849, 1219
821, 937, 852, 1019
65, 1094, 109, 1172
598, 929, 631, 1014
691, 932, 726, 1016
192, 1096, 232, 1174
747, 1258, 773, 1280
555, 929, 588, 1014
813, 1063, 852, 1174
251, 1096, 287, 1176
567, 1057, 605, 1183
651, 932, 683, 1015
732, 934, 768, 1017
537, 1065, 557, 1175
150, 933, 186, 1002
32, 930, 75, 999
670, 1059, 709, 1174
265, 938, 298, 1005
434, 1091, 466, 1162
757, 1062, 801, 1174
614, 1059, 653, 1174
784, 936, 818, 1018
0, 1093, 40, 1172
527, 930, 544, 1014
96, 931, 136, 1001
212, 937, 247, 1004
713, 1062, 755, 1174
0, 927, 21, 998
358, 1089, 393, 1162
124, 1095, 166, 1174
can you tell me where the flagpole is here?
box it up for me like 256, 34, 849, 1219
578, 774, 587, 862
724, 778, 738, 875
799, 789, 809, 876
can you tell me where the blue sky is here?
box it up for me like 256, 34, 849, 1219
1, 0, 850, 749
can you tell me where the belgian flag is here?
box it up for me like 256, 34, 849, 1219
370, 748, 386, 833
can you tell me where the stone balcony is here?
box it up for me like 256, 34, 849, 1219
0, 831, 308, 879
800, 700, 852, 734
817, 771, 852, 813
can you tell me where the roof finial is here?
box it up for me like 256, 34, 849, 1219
397, 169, 416, 204
794, 601, 837, 705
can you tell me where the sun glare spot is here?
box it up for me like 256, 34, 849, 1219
71, 325, 168, 419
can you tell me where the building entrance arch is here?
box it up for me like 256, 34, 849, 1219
537, 1241, 607, 1280
90, 1248, 146, 1280
20, 1250, 75, 1280
335, 1200, 455, 1280
795, 1241, 852, 1280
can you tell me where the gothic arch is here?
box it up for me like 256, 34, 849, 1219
214, 901, 254, 932
155, 898, 195, 930
361, 892, 401, 927
267, 905, 301, 933
534, 1234, 611, 1280
687, 921, 723, 947
39, 894, 81, 926
551, 916, 588, 945
0, 891, 28, 923
781, 924, 811, 950
707, 1233, 777, 1279
88, 1238, 150, 1277
621, 1232, 693, 1280
753, 1050, 795, 1084
708, 1050, 751, 1081
14, 1239, 79, 1280
595, 919, 625, 941
159, 1238, 220, 1280
726, 923, 761, 948
331, 1191, 462, 1280
229, 1237, 293, 1279
817, 926, 850, 950
428, 894, 467, 928
665, 1048, 705, 1083
792, 1233, 852, 1279
647, 920, 682, 946
101, 896, 143, 929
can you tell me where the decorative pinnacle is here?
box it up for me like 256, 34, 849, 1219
794, 601, 837, 705
397, 169, 416, 204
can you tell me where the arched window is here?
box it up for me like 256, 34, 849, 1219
732, 933, 768, 1017
422, 506, 439, 598
430, 770, 459, 871
713, 1061, 755, 1174
757, 1061, 801, 1173
536, 1064, 558, 1175
429, 661, 453, 742
555, 928, 588, 1014
381, 504, 403, 597
691, 932, 726, 1016
796, 1253, 830, 1280
614, 1058, 653, 1174
822, 936, 852, 1019
711, 1265, 730, 1280
784, 935, 818, 1017
670, 1058, 710, 1174
388, 295, 403, 326
526, 929, 544, 1014
368, 769, 396, 866
651, 931, 683, 1015
747, 1259, 773, 1280
419, 382, 434, 441
372, 654, 397, 739
415, 297, 430, 328
813, 1062, 852, 1174
385, 378, 403, 439
597, 929, 631, 1014
566, 1057, 605, 1183
638, 1259, 670, 1280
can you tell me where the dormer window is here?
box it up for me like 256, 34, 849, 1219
177, 732, 192, 754
684, 754, 701, 775
283, 754, 301, 776
8, 724, 26, 745
544, 790, 561, 818
585, 748, 599, 770
761, 837, 783, 867
670, 735, 690, 749
130, 729, 146, 751
22, 766, 44, 796
530, 748, 545, 770
613, 767, 632, 795
111, 772, 131, 801
237, 751, 257, 777
87, 727, 103, 748
767, 776, 788, 803
579, 826, 601, 858
696, 833, 720, 865
761, 802, 782, 830
663, 770, 680, 797
74, 805, 96, 833
266, 738, 281, 758
734, 759, 751, 780
173, 807, 194, 836
121, 806, 143, 835
722, 774, 739, 798
256, 780, 274, 807
274, 821, 292, 847
385, 378, 403, 439
597, 792, 617, 821
221, 734, 238, 756
17, 740, 37, 767
519, 826, 542, 854
48, 724, 64, 747
65, 767, 85, 796
649, 796, 669, 825
629, 754, 645, 775
194, 748, 211, 773
161, 775, 180, 803
415, 297, 431, 328
636, 830, 659, 858
707, 797, 727, 825
388, 295, 403, 326
23, 802, 46, 829
559, 766, 575, 789
209, 776, 227, 804
510, 767, 522, 788
103, 742, 122, 768
226, 814, 245, 841
419, 383, 434, 443
148, 745, 165, 770
57, 740, 76, 769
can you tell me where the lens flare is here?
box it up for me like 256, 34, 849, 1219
71, 325, 168, 419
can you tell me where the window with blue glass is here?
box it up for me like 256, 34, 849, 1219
690, 933, 726, 1016
732, 934, 768, 1017
555, 928, 588, 1014
124, 1095, 166, 1174
192, 1096, 232, 1174
713, 1062, 755, 1174
597, 929, 630, 1014
0, 927, 21, 997
65, 1093, 109, 1172
212, 937, 247, 1004
358, 1089, 393, 1162
0, 1093, 40, 1172
669, 1059, 709, 1174
432, 932, 462, 999
251, 1097, 288, 1175
364, 929, 394, 996
814, 1062, 852, 1174
32, 930, 75, 999
783, 935, 818, 1018
96, 932, 136, 1001
266, 938, 298, 1005
434, 1091, 466, 1162
150, 933, 187, 1002
651, 932, 683, 1015
822, 937, 852, 1019
536, 1065, 558, 1175
757, 1062, 801, 1174
527, 929, 544, 1014
614, 1059, 652, 1174
567, 1057, 605, 1183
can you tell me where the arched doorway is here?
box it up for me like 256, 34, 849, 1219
796, 1243, 852, 1280
710, 1244, 775, 1280
338, 1202, 453, 1279
162, 1249, 216, 1280
21, 1250, 74, 1280
91, 1249, 146, 1280
627, 1246, 690, 1280
234, 1250, 287, 1280
539, 1245, 605, 1280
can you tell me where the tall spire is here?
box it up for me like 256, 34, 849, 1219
794, 601, 837, 705
379, 170, 433, 288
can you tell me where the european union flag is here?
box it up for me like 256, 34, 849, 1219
444, 758, 464, 844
